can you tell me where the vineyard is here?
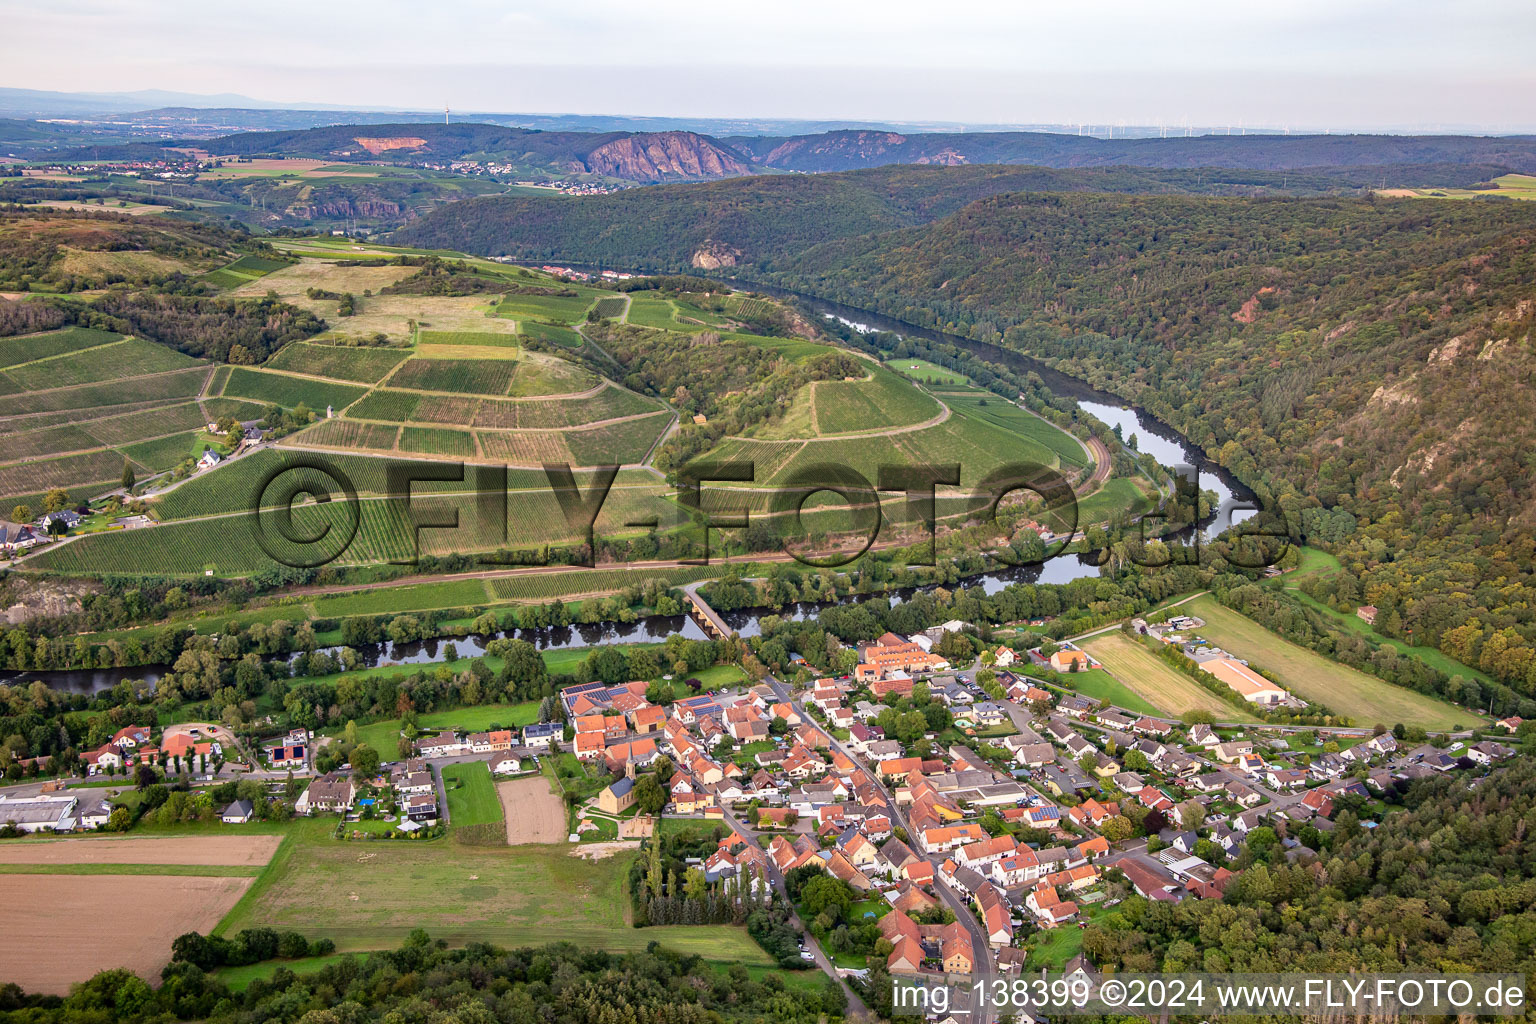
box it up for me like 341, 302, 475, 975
299, 418, 400, 451
82, 403, 208, 446
0, 449, 134, 501
399, 426, 478, 457
220, 367, 367, 412
473, 385, 658, 430
0, 327, 123, 369
2, 337, 203, 393
486, 564, 718, 602
29, 497, 420, 574
417, 330, 520, 348
202, 398, 269, 424
495, 291, 596, 324
474, 430, 574, 465
385, 358, 518, 395
309, 578, 494, 618
263, 343, 410, 383
592, 296, 626, 318
410, 395, 482, 425
2, 367, 208, 418
0, 424, 101, 461
346, 389, 421, 422
120, 431, 205, 472
200, 253, 289, 290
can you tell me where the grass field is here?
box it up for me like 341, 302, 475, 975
443, 762, 504, 827
1383, 173, 1536, 202
1184, 595, 1481, 731
344, 702, 539, 755
1054, 667, 1162, 716
884, 357, 969, 384
310, 578, 491, 618
506, 353, 600, 396
1081, 632, 1259, 722
214, 952, 355, 992
214, 818, 770, 962
518, 321, 583, 348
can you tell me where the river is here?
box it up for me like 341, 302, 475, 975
6, 282, 1257, 695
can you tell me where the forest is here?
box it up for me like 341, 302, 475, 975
0, 931, 848, 1023
394, 163, 1410, 270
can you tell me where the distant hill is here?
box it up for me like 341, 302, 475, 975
50, 122, 754, 184
726, 129, 1536, 174
37, 120, 1536, 186
389, 161, 1502, 270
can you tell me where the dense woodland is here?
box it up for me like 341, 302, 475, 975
395, 164, 1400, 270
0, 933, 848, 1023
90, 290, 325, 362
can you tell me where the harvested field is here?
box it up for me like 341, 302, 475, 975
0, 834, 283, 866
0, 874, 253, 994
498, 775, 567, 845
1081, 633, 1259, 722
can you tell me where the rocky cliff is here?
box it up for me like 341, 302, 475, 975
581, 131, 752, 183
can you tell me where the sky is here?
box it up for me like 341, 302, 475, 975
6, 0, 1536, 130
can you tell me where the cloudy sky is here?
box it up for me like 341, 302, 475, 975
8, 0, 1536, 129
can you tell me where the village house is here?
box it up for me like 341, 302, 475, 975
298, 773, 355, 815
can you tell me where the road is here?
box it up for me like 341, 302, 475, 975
713, 802, 871, 1016
763, 674, 999, 1024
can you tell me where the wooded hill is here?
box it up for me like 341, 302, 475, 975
393, 163, 1404, 269
757, 191, 1536, 704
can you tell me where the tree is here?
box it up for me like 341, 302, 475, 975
633, 773, 666, 814
41, 488, 70, 513
121, 460, 136, 492
351, 744, 380, 781
1099, 814, 1134, 842
10, 504, 31, 524
800, 875, 855, 919
1175, 800, 1205, 829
